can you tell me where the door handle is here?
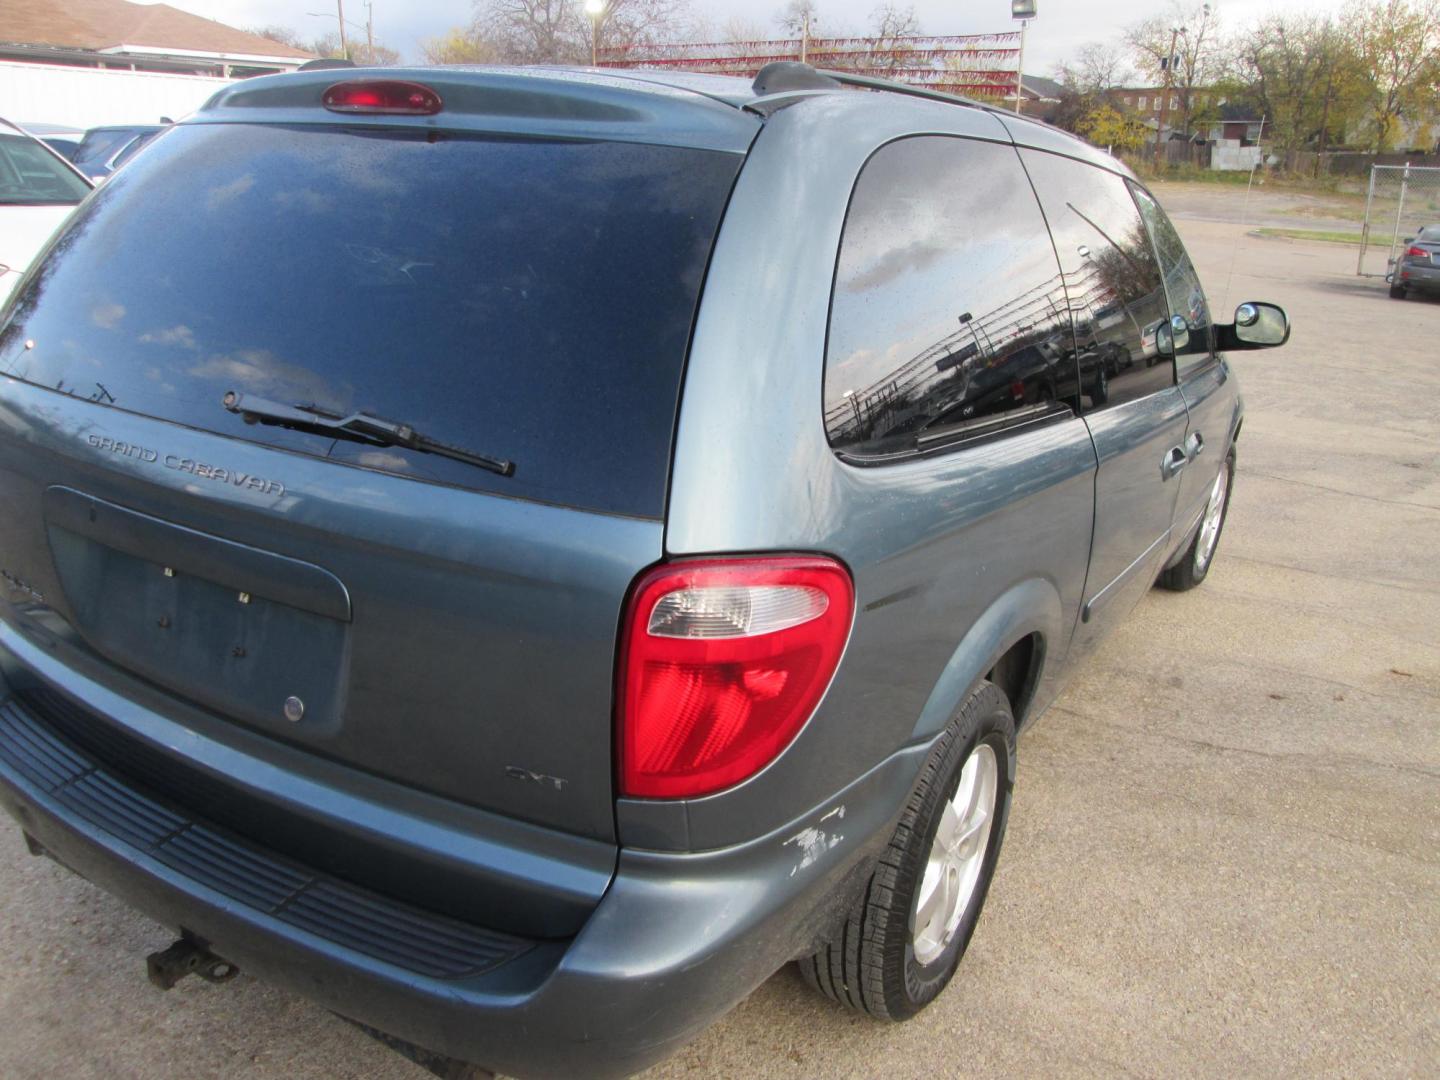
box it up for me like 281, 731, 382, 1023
1185, 432, 1204, 459
1161, 446, 1188, 480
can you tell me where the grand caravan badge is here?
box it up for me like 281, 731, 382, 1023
86, 434, 285, 496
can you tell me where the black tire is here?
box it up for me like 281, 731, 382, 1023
799, 680, 1016, 1021
1389, 281, 1408, 299
1159, 448, 1235, 591
1090, 366, 1109, 407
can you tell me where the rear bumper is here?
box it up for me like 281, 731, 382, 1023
0, 651, 922, 1078
1398, 262, 1440, 289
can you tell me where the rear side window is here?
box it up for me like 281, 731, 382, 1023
1021, 150, 1174, 411
0, 132, 89, 205
0, 124, 741, 518
72, 129, 143, 167
825, 136, 1078, 457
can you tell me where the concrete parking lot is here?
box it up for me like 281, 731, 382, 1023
0, 182, 1436, 1080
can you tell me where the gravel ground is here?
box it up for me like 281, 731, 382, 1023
0, 183, 1435, 1080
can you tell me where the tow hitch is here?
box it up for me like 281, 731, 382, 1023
145, 936, 239, 990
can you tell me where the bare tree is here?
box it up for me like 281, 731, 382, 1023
871, 3, 921, 39
247, 25, 309, 51
596, 0, 693, 54
471, 0, 691, 65
775, 0, 820, 37
718, 16, 767, 41
308, 31, 400, 65
1056, 41, 1133, 94
1125, 2, 1222, 136
477, 0, 586, 64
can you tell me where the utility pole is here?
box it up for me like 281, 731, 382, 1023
335, 0, 349, 59
1153, 26, 1179, 171
800, 10, 810, 64
366, 0, 373, 59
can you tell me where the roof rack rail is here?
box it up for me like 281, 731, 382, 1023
813, 69, 999, 115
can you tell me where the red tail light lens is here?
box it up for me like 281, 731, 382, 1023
322, 80, 443, 115
617, 556, 854, 799
1406, 246, 1427, 258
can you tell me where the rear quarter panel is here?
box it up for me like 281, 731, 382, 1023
659, 96, 1098, 850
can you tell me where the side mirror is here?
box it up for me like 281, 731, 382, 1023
1222, 301, 1290, 349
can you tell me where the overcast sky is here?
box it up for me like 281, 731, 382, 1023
181, 0, 1353, 74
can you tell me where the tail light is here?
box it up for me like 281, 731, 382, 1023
1406, 245, 1429, 258
322, 80, 443, 115
617, 556, 854, 799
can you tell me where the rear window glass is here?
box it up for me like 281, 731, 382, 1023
0, 123, 740, 518
0, 132, 89, 205
72, 129, 149, 167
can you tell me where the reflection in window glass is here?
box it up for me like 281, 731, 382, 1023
1021, 150, 1174, 411
0, 125, 739, 518
824, 136, 1083, 457
0, 134, 89, 205
1130, 184, 1214, 377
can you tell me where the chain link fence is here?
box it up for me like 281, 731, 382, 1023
1357, 164, 1440, 278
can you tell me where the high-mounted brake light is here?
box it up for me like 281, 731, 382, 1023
322, 80, 443, 115
617, 556, 854, 799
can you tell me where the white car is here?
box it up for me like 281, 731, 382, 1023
0, 118, 92, 307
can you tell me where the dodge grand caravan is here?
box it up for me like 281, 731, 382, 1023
0, 63, 1290, 1077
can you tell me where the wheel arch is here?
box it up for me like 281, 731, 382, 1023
908, 576, 1064, 741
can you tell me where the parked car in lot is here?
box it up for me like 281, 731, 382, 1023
16, 122, 85, 161
1388, 224, 1440, 298
0, 118, 92, 307
69, 123, 165, 182
0, 64, 1290, 1078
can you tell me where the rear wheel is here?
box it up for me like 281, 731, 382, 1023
799, 680, 1015, 1020
1090, 366, 1109, 407
1159, 449, 1234, 591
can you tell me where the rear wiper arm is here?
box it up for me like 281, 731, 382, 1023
221, 391, 515, 477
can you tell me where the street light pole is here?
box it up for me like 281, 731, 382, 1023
585, 0, 606, 66
1011, 0, 1036, 115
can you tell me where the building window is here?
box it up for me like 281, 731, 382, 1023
1138, 95, 1147, 110
1171, 96, 1179, 110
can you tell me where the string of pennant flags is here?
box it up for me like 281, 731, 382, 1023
596, 32, 1023, 96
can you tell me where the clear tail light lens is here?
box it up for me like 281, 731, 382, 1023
617, 556, 854, 799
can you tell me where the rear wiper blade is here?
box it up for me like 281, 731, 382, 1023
222, 391, 515, 477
